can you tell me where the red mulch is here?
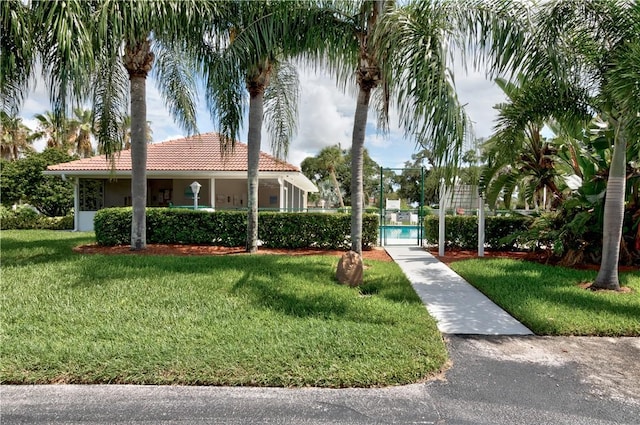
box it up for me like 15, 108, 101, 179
73, 244, 394, 262
72, 244, 639, 271
427, 248, 639, 273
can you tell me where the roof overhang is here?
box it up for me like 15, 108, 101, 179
44, 170, 318, 193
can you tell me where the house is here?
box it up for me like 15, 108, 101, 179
45, 132, 318, 231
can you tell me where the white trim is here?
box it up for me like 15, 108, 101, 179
74, 177, 79, 231
210, 178, 216, 209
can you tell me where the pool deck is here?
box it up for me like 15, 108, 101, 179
384, 245, 533, 335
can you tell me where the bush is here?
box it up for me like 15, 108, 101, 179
95, 207, 379, 250
0, 205, 74, 230
0, 149, 75, 216
424, 214, 532, 250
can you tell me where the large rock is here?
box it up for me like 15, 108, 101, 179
336, 250, 363, 287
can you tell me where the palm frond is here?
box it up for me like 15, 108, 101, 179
263, 61, 299, 159
201, 46, 246, 152
92, 55, 128, 159
152, 41, 199, 136
1, 0, 35, 115
31, 0, 96, 120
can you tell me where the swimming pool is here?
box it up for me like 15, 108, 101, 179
379, 225, 421, 240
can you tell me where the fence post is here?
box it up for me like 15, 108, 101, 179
478, 194, 485, 257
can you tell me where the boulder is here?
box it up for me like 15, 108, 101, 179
336, 250, 363, 287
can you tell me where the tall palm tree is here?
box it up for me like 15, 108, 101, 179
0, 111, 35, 160
201, 1, 334, 253
517, 0, 640, 290
2, 1, 224, 250
33, 111, 76, 152
320, 0, 526, 254
70, 108, 95, 158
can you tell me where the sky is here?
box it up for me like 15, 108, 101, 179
20, 63, 506, 170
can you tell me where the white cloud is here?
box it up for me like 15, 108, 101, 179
16, 57, 505, 169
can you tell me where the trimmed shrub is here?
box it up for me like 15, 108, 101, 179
424, 214, 532, 250
94, 207, 379, 250
0, 205, 74, 230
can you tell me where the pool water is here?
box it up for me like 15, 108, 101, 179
380, 225, 420, 239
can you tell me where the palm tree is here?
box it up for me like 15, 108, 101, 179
70, 108, 95, 158
0, 111, 35, 160
321, 0, 525, 254
117, 115, 153, 151
301, 145, 348, 208
1, 0, 33, 116
201, 1, 335, 253
316, 145, 346, 208
33, 111, 76, 152
2, 1, 224, 250
517, 1, 640, 290
481, 76, 586, 210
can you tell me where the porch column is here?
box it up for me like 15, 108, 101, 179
210, 178, 216, 209
74, 177, 80, 231
278, 178, 285, 212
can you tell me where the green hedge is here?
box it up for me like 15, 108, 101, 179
0, 205, 74, 230
94, 207, 379, 250
424, 215, 532, 250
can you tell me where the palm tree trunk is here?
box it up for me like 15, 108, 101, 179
350, 85, 371, 254
246, 88, 264, 253
593, 133, 626, 290
129, 74, 148, 251
124, 39, 154, 251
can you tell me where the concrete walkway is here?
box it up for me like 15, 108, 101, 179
384, 245, 533, 335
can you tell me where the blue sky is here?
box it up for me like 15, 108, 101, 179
20, 64, 505, 169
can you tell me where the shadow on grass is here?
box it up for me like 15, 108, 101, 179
229, 268, 399, 325
0, 233, 95, 267
453, 259, 640, 335
61, 252, 416, 326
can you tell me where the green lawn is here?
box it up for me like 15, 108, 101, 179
0, 230, 447, 387
449, 258, 640, 336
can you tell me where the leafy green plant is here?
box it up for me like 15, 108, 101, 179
0, 205, 73, 230
424, 215, 531, 250
95, 208, 379, 250
0, 149, 75, 216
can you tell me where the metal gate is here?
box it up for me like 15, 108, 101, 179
378, 167, 425, 246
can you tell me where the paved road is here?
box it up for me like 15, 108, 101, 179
3, 336, 639, 425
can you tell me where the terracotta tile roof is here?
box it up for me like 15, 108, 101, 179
47, 132, 299, 173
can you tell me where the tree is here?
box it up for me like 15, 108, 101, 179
0, 111, 35, 160
2, 1, 222, 250
317, 0, 526, 254
201, 1, 336, 253
480, 76, 587, 210
517, 1, 640, 290
70, 108, 95, 158
395, 150, 438, 206
0, 148, 75, 216
301, 145, 346, 208
317, 145, 346, 208
33, 111, 76, 152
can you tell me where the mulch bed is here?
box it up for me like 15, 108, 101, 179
73, 244, 639, 271
73, 244, 394, 262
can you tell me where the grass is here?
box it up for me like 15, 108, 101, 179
0, 230, 447, 387
449, 258, 640, 336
